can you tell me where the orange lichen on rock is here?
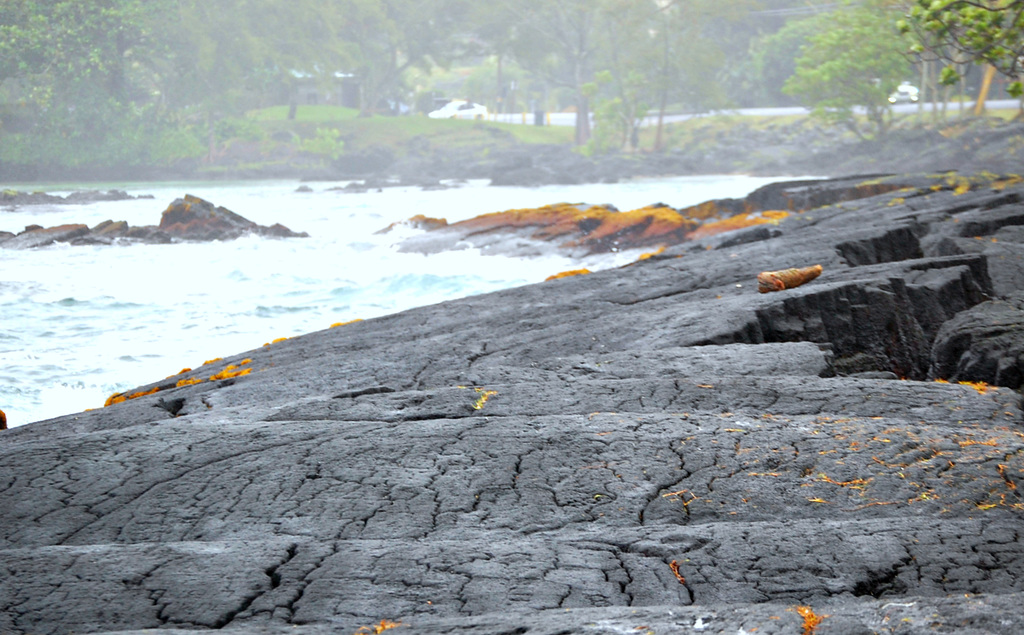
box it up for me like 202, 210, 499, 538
757, 264, 823, 293
934, 378, 996, 394
105, 392, 126, 407
678, 199, 750, 221
546, 268, 591, 281
573, 205, 698, 246
209, 365, 252, 381
958, 380, 995, 394
176, 377, 204, 387
355, 619, 402, 634
452, 202, 699, 252
637, 246, 666, 261
473, 388, 498, 410
331, 319, 364, 328
202, 358, 222, 366
795, 606, 825, 635
104, 386, 161, 407
686, 210, 789, 241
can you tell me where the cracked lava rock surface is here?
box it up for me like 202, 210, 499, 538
2, 173, 1024, 634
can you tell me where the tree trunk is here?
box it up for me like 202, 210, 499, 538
496, 54, 504, 114
288, 90, 298, 121
206, 111, 216, 163
654, 85, 667, 152
575, 94, 591, 146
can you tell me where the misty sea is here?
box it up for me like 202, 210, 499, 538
1, 175, 791, 426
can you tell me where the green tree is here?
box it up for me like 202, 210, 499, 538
745, 13, 828, 107
498, 0, 607, 146
645, 0, 733, 151
0, 0, 166, 167
157, 0, 360, 158
899, 0, 1024, 97
783, 3, 913, 138
341, 0, 472, 116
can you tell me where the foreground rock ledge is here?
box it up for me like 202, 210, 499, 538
2, 173, 1024, 635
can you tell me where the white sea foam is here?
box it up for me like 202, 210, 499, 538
0, 175, 791, 426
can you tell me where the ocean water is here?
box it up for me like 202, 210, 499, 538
0, 175, 789, 427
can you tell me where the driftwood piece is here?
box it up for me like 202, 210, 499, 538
757, 264, 823, 293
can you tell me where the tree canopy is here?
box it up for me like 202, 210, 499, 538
900, 0, 1024, 96
784, 3, 913, 137
0, 0, 1009, 170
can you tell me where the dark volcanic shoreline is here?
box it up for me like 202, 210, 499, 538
2, 172, 1024, 634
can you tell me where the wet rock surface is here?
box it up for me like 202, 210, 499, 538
0, 194, 307, 248
2, 174, 1024, 634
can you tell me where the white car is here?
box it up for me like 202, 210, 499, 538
428, 100, 488, 120
888, 82, 920, 104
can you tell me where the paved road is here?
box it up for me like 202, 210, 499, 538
489, 99, 1020, 127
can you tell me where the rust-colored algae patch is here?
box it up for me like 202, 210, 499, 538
546, 268, 591, 281
686, 210, 789, 241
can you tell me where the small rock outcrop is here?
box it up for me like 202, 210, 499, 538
158, 194, 307, 240
0, 194, 307, 248
395, 174, 921, 257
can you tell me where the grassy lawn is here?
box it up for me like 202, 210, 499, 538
247, 105, 361, 122
242, 103, 1020, 160
245, 106, 574, 155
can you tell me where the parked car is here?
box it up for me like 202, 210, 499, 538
889, 82, 920, 104
428, 100, 488, 120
